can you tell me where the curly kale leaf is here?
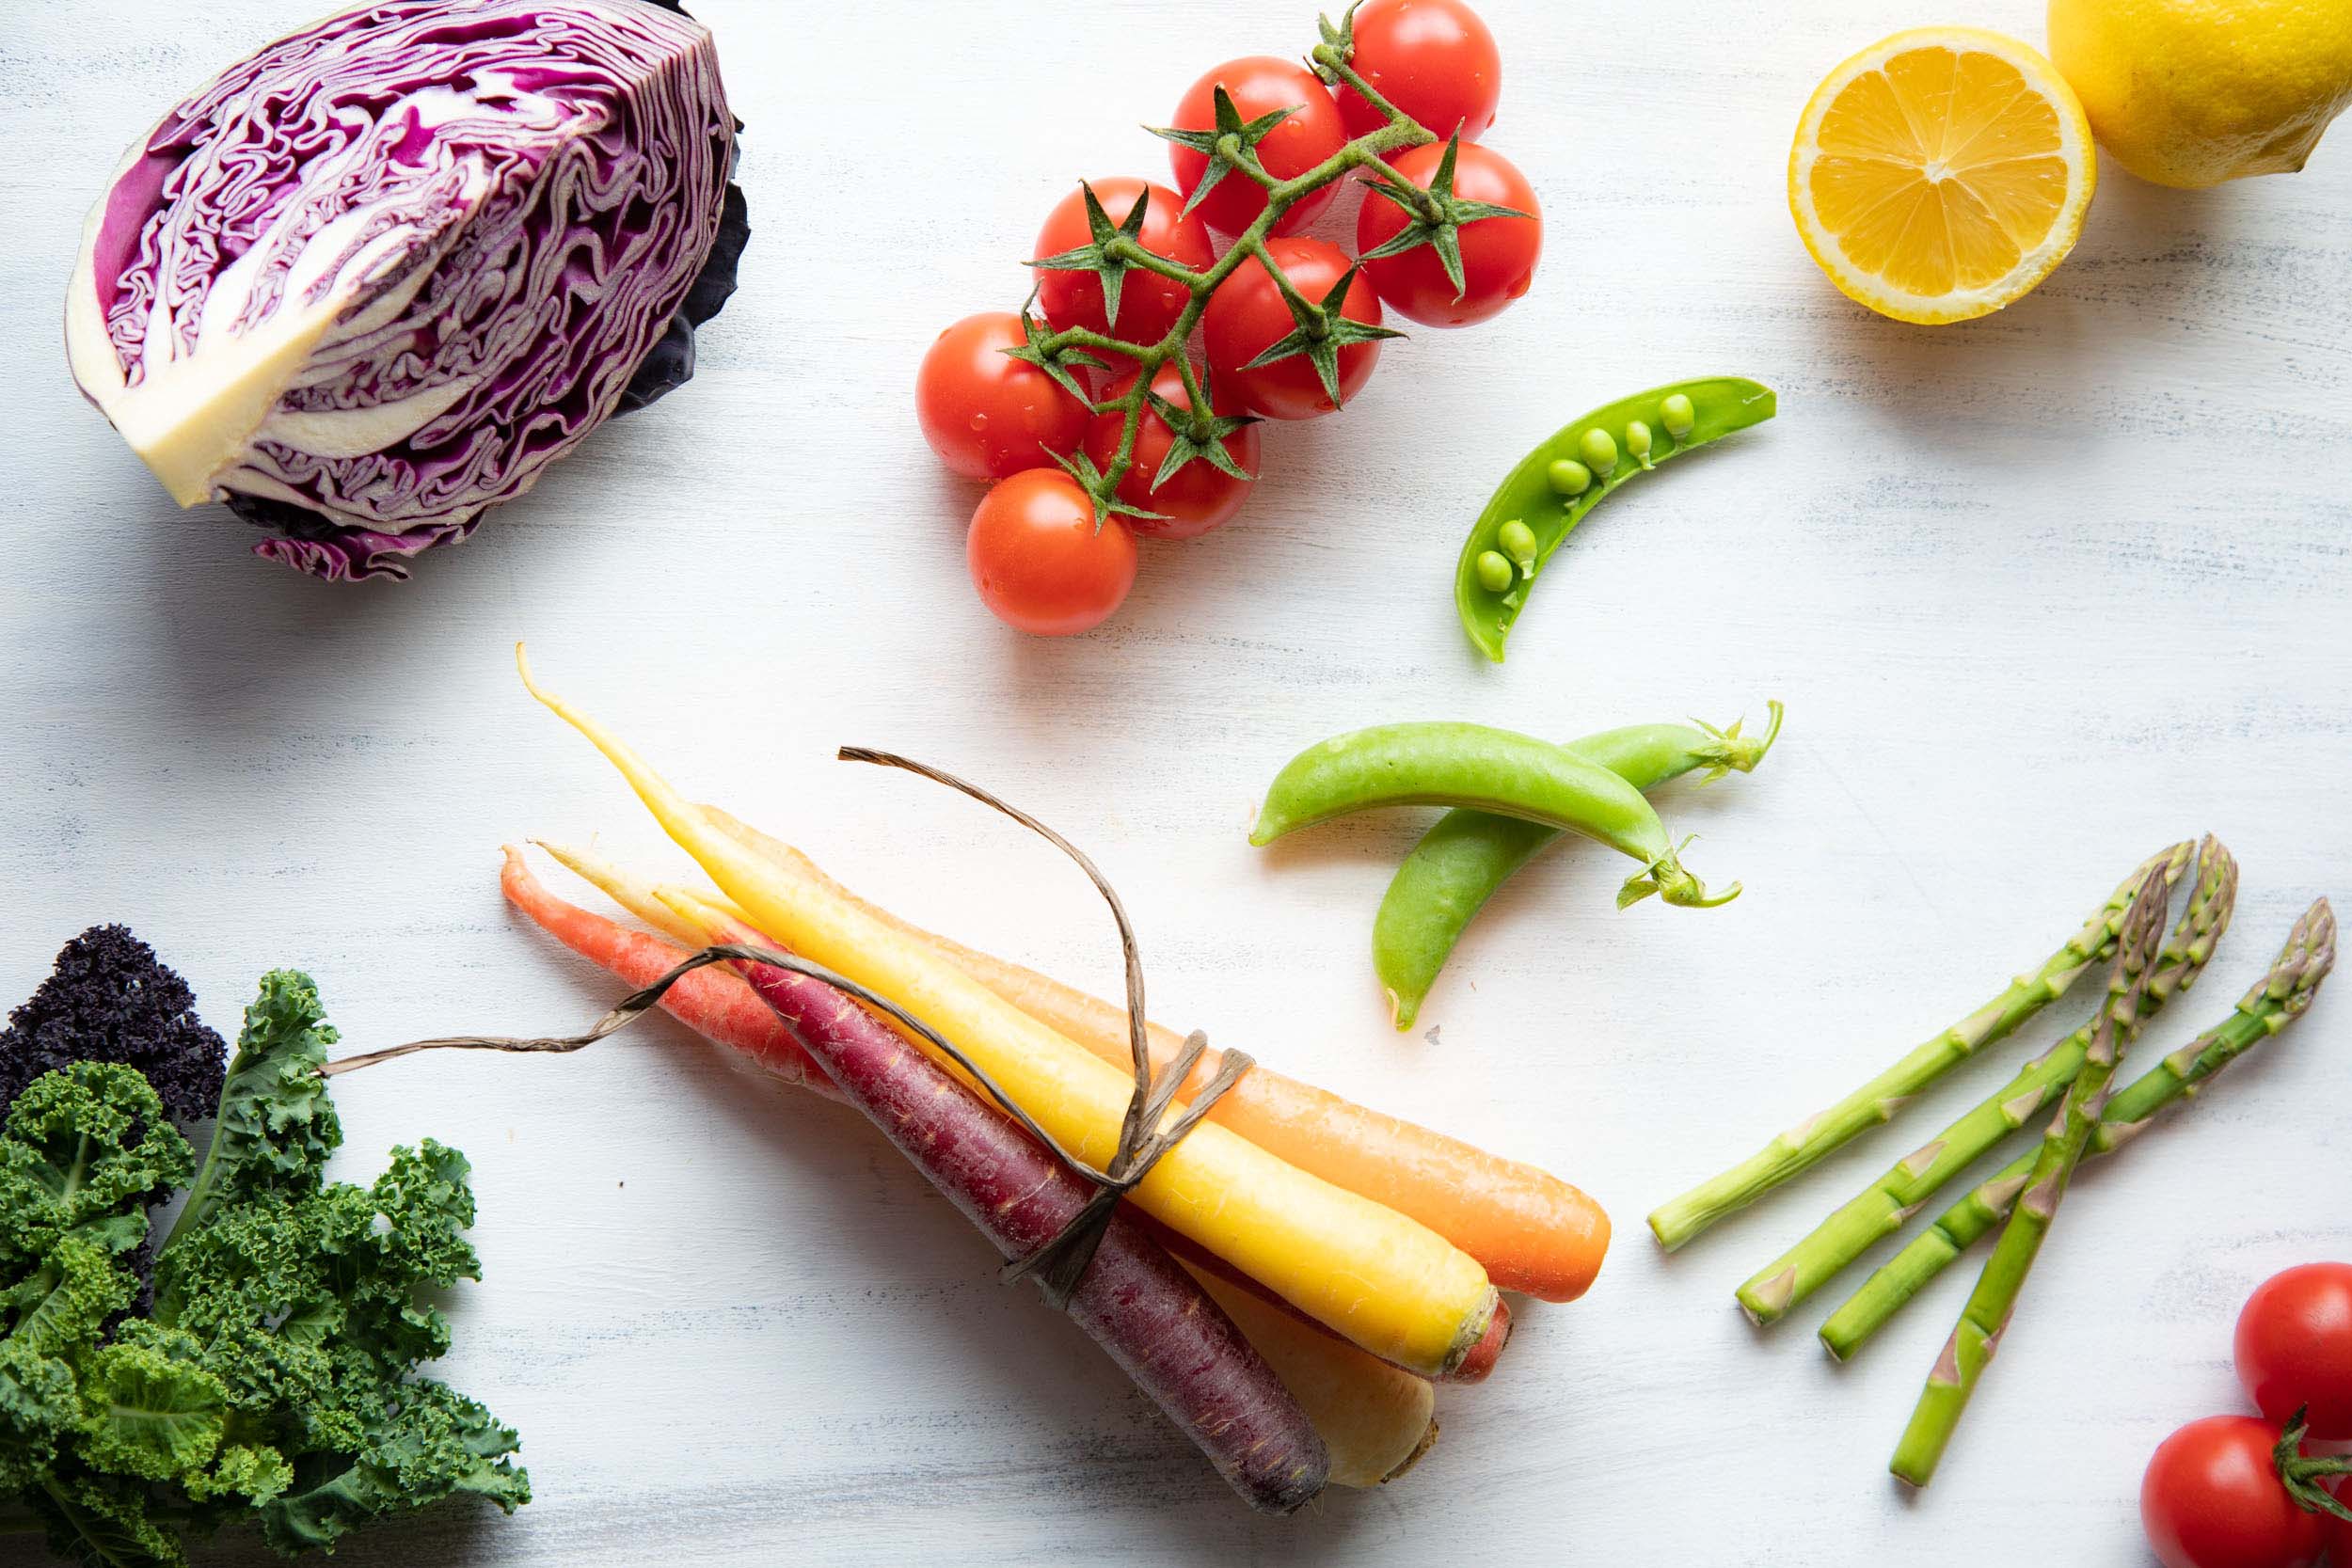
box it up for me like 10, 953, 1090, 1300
0, 1065, 193, 1280
33, 1469, 182, 1568
0, 928, 225, 1132
0, 1066, 190, 1562
148, 974, 525, 1552
155, 1137, 525, 1550
155, 972, 339, 1268
260, 1378, 528, 1555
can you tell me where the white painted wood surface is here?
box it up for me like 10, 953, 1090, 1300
6, 0, 2350, 1562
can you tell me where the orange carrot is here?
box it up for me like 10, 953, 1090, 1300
499, 846, 836, 1099
699, 805, 1610, 1302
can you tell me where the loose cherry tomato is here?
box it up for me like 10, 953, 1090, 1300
1032, 177, 1213, 345
2142, 1417, 2332, 1568
1356, 139, 1540, 326
966, 468, 1136, 636
914, 312, 1090, 481
1201, 237, 1383, 421
1334, 0, 1502, 144
1080, 362, 1259, 539
2238, 1264, 2352, 1441
1167, 57, 1347, 237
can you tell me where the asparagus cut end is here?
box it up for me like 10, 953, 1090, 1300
1738, 1265, 1799, 1324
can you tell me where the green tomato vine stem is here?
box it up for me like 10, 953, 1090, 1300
1022, 16, 1438, 518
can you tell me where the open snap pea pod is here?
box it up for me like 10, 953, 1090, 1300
1372, 705, 1783, 1029
1248, 721, 1739, 912
1455, 377, 1777, 662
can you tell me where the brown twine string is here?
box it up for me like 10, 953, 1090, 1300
322, 750, 1251, 1310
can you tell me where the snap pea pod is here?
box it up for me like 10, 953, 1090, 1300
1248, 721, 1738, 912
1373, 704, 1784, 1030
1455, 377, 1777, 662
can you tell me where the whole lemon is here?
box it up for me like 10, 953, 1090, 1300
2047, 0, 2352, 187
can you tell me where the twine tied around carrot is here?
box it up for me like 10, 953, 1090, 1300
321, 747, 1253, 1309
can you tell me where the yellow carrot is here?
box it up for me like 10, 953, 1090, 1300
1179, 1262, 1438, 1487
698, 805, 1610, 1302
535, 840, 717, 947
518, 649, 1499, 1376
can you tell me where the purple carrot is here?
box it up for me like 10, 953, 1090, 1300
726, 939, 1329, 1513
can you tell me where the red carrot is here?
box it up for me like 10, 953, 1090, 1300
707, 913, 1329, 1512
499, 847, 835, 1098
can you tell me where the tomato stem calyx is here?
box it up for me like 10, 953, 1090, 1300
1001, 299, 1105, 407
2275, 1408, 2352, 1522
1360, 133, 1532, 298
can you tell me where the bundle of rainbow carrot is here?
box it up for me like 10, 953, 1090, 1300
502, 653, 1607, 1512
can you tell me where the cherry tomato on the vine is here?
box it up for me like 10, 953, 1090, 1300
2237, 1263, 2352, 1441
1202, 237, 1384, 421
914, 312, 1090, 481
1356, 139, 1541, 326
2141, 1417, 2332, 1568
1334, 0, 1502, 144
1081, 363, 1260, 540
1167, 57, 1348, 237
1032, 177, 1213, 346
2323, 1481, 2351, 1564
966, 468, 1137, 637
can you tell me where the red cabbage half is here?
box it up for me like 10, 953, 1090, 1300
65, 0, 744, 580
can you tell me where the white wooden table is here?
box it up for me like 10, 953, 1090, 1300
6, 2, 2350, 1562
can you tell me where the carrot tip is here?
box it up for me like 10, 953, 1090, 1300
1382, 1417, 1439, 1484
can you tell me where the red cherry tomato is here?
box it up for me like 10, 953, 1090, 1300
1334, 0, 1502, 143
2237, 1264, 2352, 1441
1032, 177, 1214, 345
1080, 362, 1259, 540
965, 468, 1136, 636
2141, 1417, 2330, 1568
2323, 1481, 2351, 1565
914, 312, 1091, 482
1356, 139, 1541, 326
1202, 237, 1383, 421
1167, 56, 1347, 237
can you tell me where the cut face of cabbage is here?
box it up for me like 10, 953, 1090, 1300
65, 0, 738, 579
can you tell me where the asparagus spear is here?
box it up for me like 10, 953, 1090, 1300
1648, 840, 2196, 1250
1823, 897, 2335, 1361
1736, 836, 2236, 1324
1889, 863, 2173, 1487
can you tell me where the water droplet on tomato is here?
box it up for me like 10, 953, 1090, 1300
970, 413, 989, 431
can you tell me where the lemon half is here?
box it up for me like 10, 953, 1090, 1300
1790, 27, 2096, 325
